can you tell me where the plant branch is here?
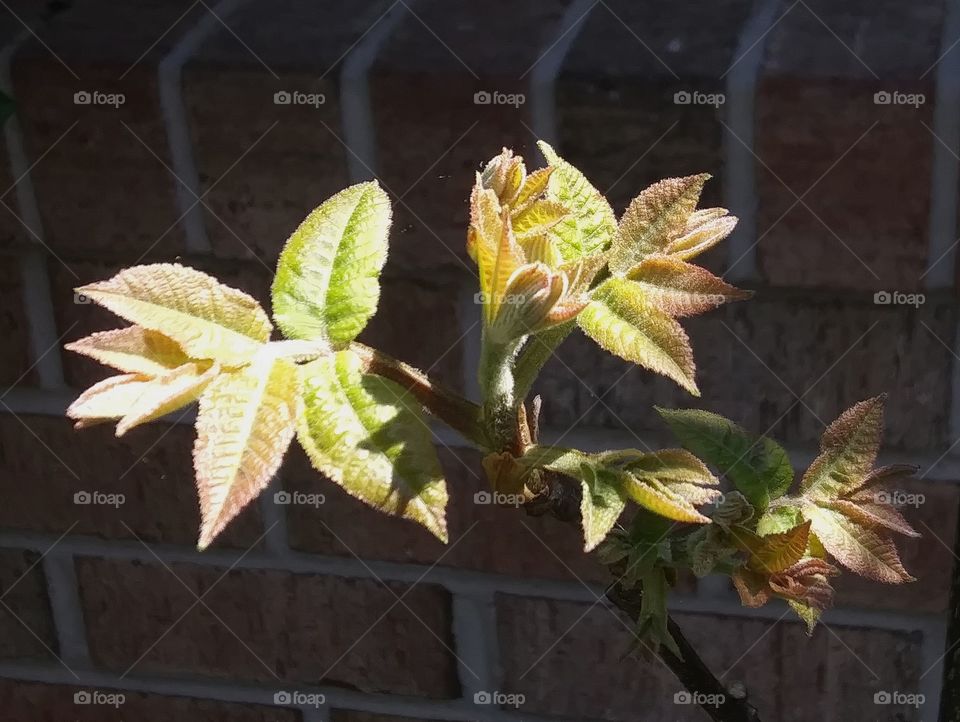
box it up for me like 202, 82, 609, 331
528, 471, 762, 722
513, 321, 575, 402
350, 342, 487, 447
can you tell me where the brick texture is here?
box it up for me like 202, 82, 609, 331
77, 557, 460, 698
755, 0, 943, 290
0, 679, 302, 722
0, 549, 55, 660
534, 291, 955, 452
0, 415, 263, 548
331, 713, 454, 722
497, 594, 924, 721
0, 256, 33, 388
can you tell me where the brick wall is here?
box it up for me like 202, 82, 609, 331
0, 1, 956, 720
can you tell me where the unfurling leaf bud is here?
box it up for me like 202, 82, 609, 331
486, 263, 588, 344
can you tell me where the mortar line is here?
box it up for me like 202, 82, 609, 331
158, 0, 254, 253
924, 0, 960, 290
528, 0, 597, 146
723, 0, 782, 283
339, 0, 410, 182
41, 551, 90, 668
451, 589, 498, 700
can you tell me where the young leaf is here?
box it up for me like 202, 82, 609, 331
115, 362, 219, 436
609, 174, 709, 274
664, 212, 738, 261
657, 408, 794, 510
803, 504, 914, 584
755, 504, 803, 536
297, 350, 448, 542
621, 448, 718, 485
580, 466, 627, 552
827, 499, 919, 538
67, 374, 157, 425
77, 264, 272, 366
733, 520, 811, 573
579, 278, 698, 395
800, 395, 886, 501
272, 181, 391, 345
194, 352, 300, 549
620, 473, 710, 524
65, 326, 191, 376
625, 256, 751, 317
537, 140, 617, 260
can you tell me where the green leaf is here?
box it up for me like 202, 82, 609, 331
637, 567, 681, 657
755, 505, 803, 536
658, 408, 794, 511
579, 278, 698, 395
799, 395, 886, 501
297, 349, 448, 542
609, 174, 709, 274
537, 140, 616, 260
789, 600, 820, 635
580, 466, 627, 552
272, 181, 392, 345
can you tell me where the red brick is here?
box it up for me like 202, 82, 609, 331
833, 478, 959, 614
0, 549, 55, 660
77, 557, 459, 698
0, 256, 33, 388
533, 292, 955, 453
284, 445, 611, 585
371, 0, 569, 274
556, 0, 753, 276
497, 594, 923, 721
356, 272, 465, 392
0, 414, 263, 548
183, 0, 385, 262
755, 0, 943, 290
331, 713, 455, 722
11, 1, 209, 260
51, 258, 273, 388
0, 679, 302, 722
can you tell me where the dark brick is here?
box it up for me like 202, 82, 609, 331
77, 557, 459, 698
0, 414, 263, 548
0, 679, 302, 722
11, 1, 209, 260
534, 291, 955, 453
497, 594, 923, 721
755, 0, 943, 289
371, 0, 569, 274
0, 549, 56, 660
183, 0, 386, 262
0, 256, 33, 389
331, 713, 455, 722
